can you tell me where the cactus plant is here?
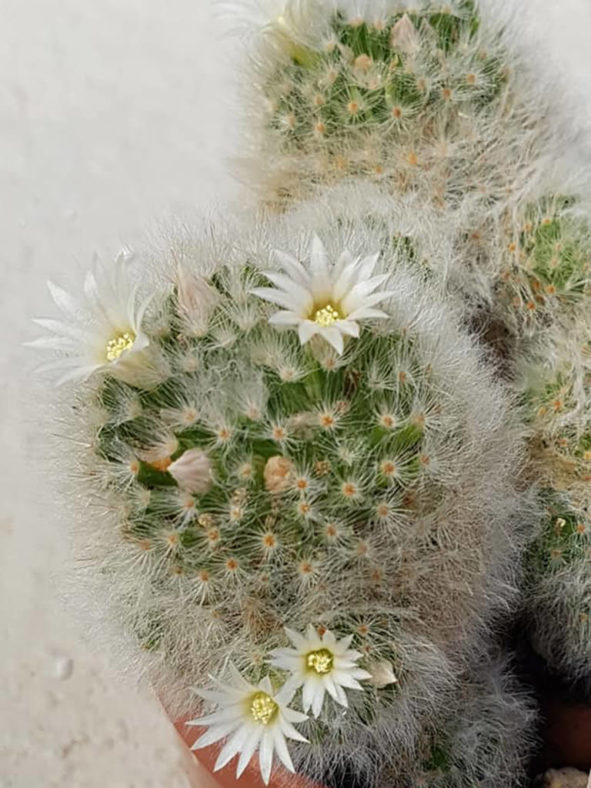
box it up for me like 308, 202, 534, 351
28, 0, 591, 784
31, 197, 533, 785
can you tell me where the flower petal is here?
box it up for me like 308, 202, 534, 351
322, 630, 337, 648
309, 235, 332, 299
298, 320, 320, 345
25, 336, 79, 350
358, 252, 380, 280
323, 674, 340, 702
259, 729, 275, 785
301, 679, 317, 714
275, 675, 302, 705
47, 281, 81, 316
33, 318, 95, 343
332, 260, 360, 302
311, 685, 325, 717
320, 327, 344, 355
269, 310, 302, 326
191, 707, 247, 727
334, 319, 359, 338
192, 687, 232, 705
281, 707, 309, 728
273, 249, 311, 288
341, 276, 391, 312
310, 235, 330, 281
250, 287, 302, 312
134, 293, 153, 331
333, 249, 355, 278
334, 634, 354, 653
227, 664, 254, 691
55, 364, 104, 386
270, 652, 302, 673
331, 671, 364, 690
305, 623, 322, 648
191, 719, 241, 750
279, 715, 309, 741
236, 725, 264, 778
214, 723, 253, 771
333, 683, 348, 706
271, 725, 295, 773
262, 272, 314, 313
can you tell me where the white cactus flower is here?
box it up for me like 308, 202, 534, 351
269, 625, 372, 717
188, 665, 308, 785
168, 449, 213, 494
27, 251, 153, 386
251, 236, 394, 354
217, 0, 331, 40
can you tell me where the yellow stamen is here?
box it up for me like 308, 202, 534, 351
106, 331, 135, 362
306, 648, 334, 675
313, 304, 342, 327
250, 692, 278, 725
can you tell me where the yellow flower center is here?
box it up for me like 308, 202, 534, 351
250, 692, 279, 726
313, 304, 342, 327
306, 648, 334, 675
105, 331, 135, 362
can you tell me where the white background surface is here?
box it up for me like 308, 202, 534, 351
1, 1, 591, 786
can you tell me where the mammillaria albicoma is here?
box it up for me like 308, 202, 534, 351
31, 197, 532, 786
29, 0, 591, 785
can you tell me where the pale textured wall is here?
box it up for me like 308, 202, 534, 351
0, 1, 239, 785
1, 1, 590, 786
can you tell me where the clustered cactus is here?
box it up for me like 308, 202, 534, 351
30, 0, 591, 786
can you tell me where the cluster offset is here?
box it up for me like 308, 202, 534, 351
241, 0, 554, 219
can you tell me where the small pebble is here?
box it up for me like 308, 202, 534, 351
52, 656, 74, 681
539, 768, 589, 787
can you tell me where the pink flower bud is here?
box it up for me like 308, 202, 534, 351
168, 449, 212, 494
176, 267, 219, 337
264, 455, 294, 494
390, 14, 419, 55
367, 660, 398, 688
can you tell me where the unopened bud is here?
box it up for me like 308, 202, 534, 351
176, 267, 219, 337
168, 449, 212, 494
391, 14, 419, 55
367, 660, 398, 688
264, 455, 294, 494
